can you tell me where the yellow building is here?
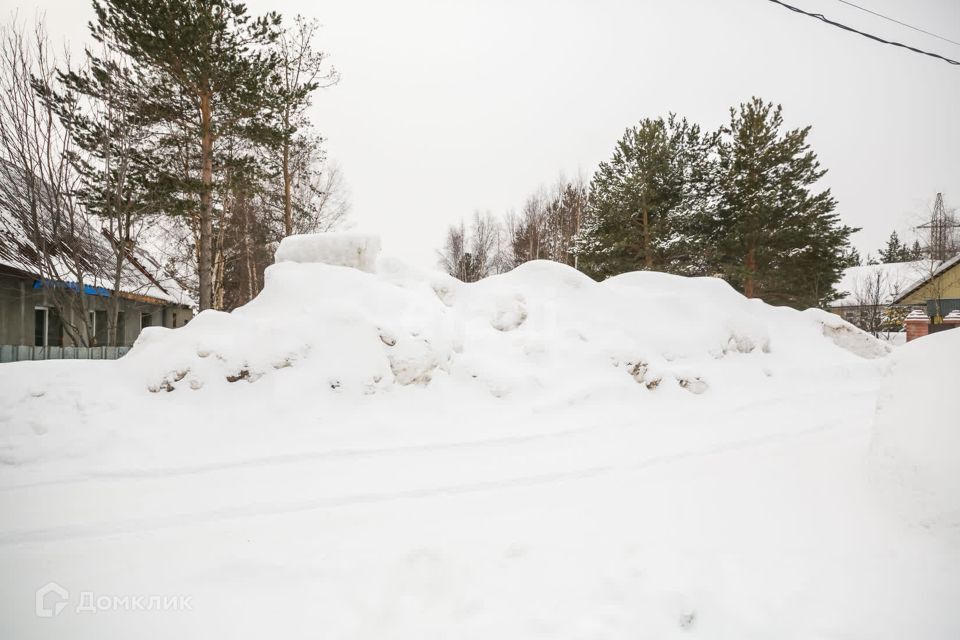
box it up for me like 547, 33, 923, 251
893, 254, 960, 322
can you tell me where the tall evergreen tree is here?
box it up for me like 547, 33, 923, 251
908, 239, 924, 260
577, 115, 716, 279
877, 230, 923, 262
878, 231, 907, 263
52, 52, 158, 345
89, 0, 283, 310
711, 98, 855, 308
841, 245, 862, 268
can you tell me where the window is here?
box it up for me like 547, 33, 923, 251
94, 310, 107, 346
48, 308, 63, 347
87, 310, 106, 345
34, 307, 48, 347
140, 312, 152, 330
116, 311, 126, 345
34, 307, 63, 347
173, 312, 178, 327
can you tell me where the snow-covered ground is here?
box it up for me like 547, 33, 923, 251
1, 234, 957, 639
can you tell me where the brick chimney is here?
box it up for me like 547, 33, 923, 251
943, 309, 960, 330
904, 308, 930, 342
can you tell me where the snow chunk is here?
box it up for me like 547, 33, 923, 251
384, 333, 450, 386
490, 293, 528, 332
872, 329, 960, 529
275, 232, 381, 272
812, 309, 891, 359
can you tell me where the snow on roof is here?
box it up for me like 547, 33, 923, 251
0, 168, 193, 308
830, 260, 936, 308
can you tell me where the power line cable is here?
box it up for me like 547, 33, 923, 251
832, 0, 960, 48
765, 0, 960, 66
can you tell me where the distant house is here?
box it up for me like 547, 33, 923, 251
828, 260, 930, 328
0, 206, 193, 352
891, 253, 960, 323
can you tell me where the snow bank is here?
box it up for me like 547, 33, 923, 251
275, 232, 381, 272
872, 329, 960, 529
113, 234, 887, 402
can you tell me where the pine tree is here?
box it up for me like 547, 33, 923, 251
711, 98, 855, 308
90, 0, 283, 310
877, 231, 907, 263
841, 246, 862, 268
908, 239, 924, 260
51, 50, 162, 345
876, 232, 924, 262
577, 115, 716, 279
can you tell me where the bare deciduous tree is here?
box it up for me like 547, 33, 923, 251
508, 175, 588, 268
0, 18, 95, 346
285, 145, 350, 236
437, 212, 510, 283
849, 270, 887, 337
438, 220, 470, 281
275, 16, 339, 238
58, 49, 157, 345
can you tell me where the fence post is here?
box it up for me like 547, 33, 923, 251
904, 309, 930, 342
943, 309, 960, 330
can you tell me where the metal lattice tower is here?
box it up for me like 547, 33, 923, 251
917, 193, 960, 261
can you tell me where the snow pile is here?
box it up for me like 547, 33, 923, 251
274, 232, 381, 272
119, 233, 886, 401
872, 329, 960, 529
3, 233, 959, 640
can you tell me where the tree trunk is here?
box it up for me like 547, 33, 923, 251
642, 204, 652, 269
744, 244, 756, 298
108, 252, 123, 346
198, 91, 214, 311
282, 137, 293, 237
243, 200, 255, 303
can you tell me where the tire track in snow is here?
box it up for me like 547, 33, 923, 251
0, 420, 635, 492
0, 417, 856, 547
0, 386, 876, 493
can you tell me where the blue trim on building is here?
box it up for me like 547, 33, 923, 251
32, 279, 111, 298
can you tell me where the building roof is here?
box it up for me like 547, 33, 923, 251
830, 260, 936, 308
891, 253, 960, 304
0, 166, 194, 308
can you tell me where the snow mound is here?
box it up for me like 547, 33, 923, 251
871, 329, 960, 530
275, 232, 381, 272
115, 235, 886, 402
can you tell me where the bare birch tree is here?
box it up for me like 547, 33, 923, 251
274, 16, 339, 238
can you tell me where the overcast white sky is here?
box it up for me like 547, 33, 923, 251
7, 0, 960, 267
